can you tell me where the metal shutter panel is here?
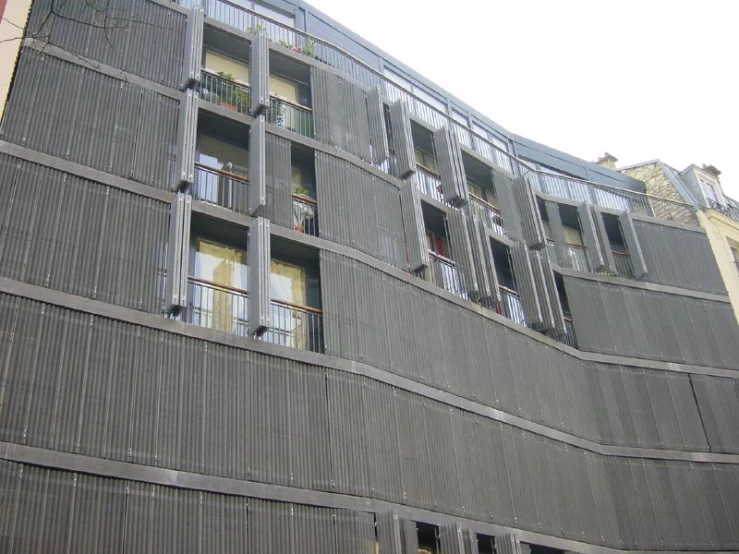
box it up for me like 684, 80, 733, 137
174, 89, 198, 190
448, 208, 479, 296
389, 100, 416, 179
545, 200, 571, 268
367, 86, 389, 163
619, 211, 648, 279
248, 217, 271, 336
399, 184, 429, 271
181, 6, 204, 90
577, 201, 605, 272
248, 116, 267, 216
434, 127, 469, 206
249, 33, 269, 116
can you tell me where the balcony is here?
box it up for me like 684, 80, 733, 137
267, 96, 314, 138
412, 165, 444, 203
186, 277, 324, 353
428, 252, 465, 298
292, 194, 318, 236
469, 193, 505, 236
498, 286, 526, 326
612, 250, 634, 278
193, 162, 250, 214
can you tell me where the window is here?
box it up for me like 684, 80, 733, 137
197, 134, 249, 176
194, 133, 250, 210
414, 148, 438, 174
700, 176, 720, 204
270, 259, 306, 305
426, 230, 448, 258
204, 50, 249, 83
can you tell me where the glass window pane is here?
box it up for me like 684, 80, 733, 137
193, 239, 248, 289
270, 260, 306, 304
204, 50, 249, 83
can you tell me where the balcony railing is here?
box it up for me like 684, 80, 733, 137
292, 194, 318, 236
498, 286, 526, 326
561, 316, 578, 348
200, 70, 251, 115
612, 250, 634, 278
267, 96, 314, 138
186, 277, 324, 353
193, 162, 250, 214
469, 193, 505, 236
428, 252, 465, 298
412, 165, 444, 203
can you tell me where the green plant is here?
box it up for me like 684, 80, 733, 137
302, 37, 316, 58
278, 39, 293, 49
216, 71, 235, 82
230, 86, 250, 112
294, 184, 310, 197
246, 22, 265, 34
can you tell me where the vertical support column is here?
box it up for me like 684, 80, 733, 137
512, 175, 546, 249
510, 243, 543, 327
434, 127, 469, 206
389, 100, 416, 179
399, 184, 429, 272
367, 86, 389, 164
249, 116, 267, 216
577, 201, 605, 272
545, 200, 571, 268
447, 208, 479, 296
248, 217, 271, 337
174, 89, 198, 190
181, 5, 204, 90
249, 32, 270, 116
493, 169, 524, 242
592, 206, 617, 274
619, 211, 648, 279
164, 192, 192, 314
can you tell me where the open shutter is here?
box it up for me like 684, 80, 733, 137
529, 249, 556, 331
248, 217, 271, 336
249, 33, 269, 116
467, 209, 500, 303
493, 169, 523, 242
619, 211, 648, 279
510, 243, 543, 327
164, 193, 191, 313
367, 86, 389, 164
389, 100, 416, 179
174, 89, 198, 190
181, 5, 204, 90
533, 249, 566, 334
434, 127, 468, 206
376, 512, 402, 554
494, 534, 525, 554
545, 200, 571, 268
462, 529, 479, 554
265, 132, 292, 227
400, 184, 429, 271
439, 523, 465, 554
400, 518, 419, 554
448, 208, 479, 296
592, 206, 617, 274
248, 116, 266, 216
513, 175, 546, 249
577, 202, 605, 272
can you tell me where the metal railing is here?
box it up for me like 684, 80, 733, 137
709, 199, 739, 224
612, 251, 634, 278
193, 162, 250, 214
469, 193, 505, 236
292, 194, 318, 236
428, 252, 465, 298
561, 316, 578, 348
267, 96, 314, 138
412, 165, 444, 203
200, 70, 251, 115
498, 286, 526, 326
186, 278, 323, 353
187, 0, 697, 223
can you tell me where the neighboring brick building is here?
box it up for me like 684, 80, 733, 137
620, 161, 699, 224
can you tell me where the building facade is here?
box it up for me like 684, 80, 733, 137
1, 1, 739, 553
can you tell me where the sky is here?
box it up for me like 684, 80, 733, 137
306, 0, 739, 199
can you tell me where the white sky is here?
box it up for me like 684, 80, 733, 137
306, 0, 739, 199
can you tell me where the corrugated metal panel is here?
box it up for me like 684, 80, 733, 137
250, 33, 270, 115
335, 509, 376, 554
399, 183, 429, 271
434, 127, 468, 206
26, 0, 187, 89
181, 6, 204, 89
447, 208, 479, 296
367, 86, 389, 163
0, 156, 169, 312
400, 518, 420, 553
466, 211, 499, 302
545, 200, 571, 268
494, 534, 523, 554
439, 523, 465, 554
692, 374, 739, 453
389, 100, 416, 179
493, 169, 523, 241
376, 511, 403, 554
592, 206, 617, 275
618, 211, 647, 279
164, 193, 186, 312
634, 219, 725, 293
509, 243, 543, 327
577, 202, 605, 272
248, 216, 270, 335
528, 249, 555, 332
513, 176, 546, 249
249, 116, 267, 215
264, 132, 292, 226
1, 49, 178, 190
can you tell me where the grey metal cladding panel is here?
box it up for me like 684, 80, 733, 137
494, 534, 522, 554
248, 217, 271, 335
592, 207, 617, 275
376, 511, 403, 554
424, 404, 462, 515
164, 193, 186, 312
440, 523, 465, 554
528, 250, 556, 332
250, 33, 270, 115
249, 116, 267, 215
434, 127, 469, 206
699, 465, 736, 549
394, 390, 435, 510
264, 132, 293, 227
311, 67, 330, 145
664, 371, 709, 451
545, 201, 571, 268
2, 49, 178, 190
26, 0, 187, 89
465, 212, 496, 301
541, 253, 566, 334
618, 211, 647, 278
642, 369, 685, 450
706, 301, 739, 368
400, 517, 420, 554
510, 243, 543, 326
389, 100, 416, 179
367, 86, 389, 163
175, 89, 198, 188
512, 176, 546, 249
492, 169, 523, 241
692, 375, 739, 453
181, 6, 204, 89
447, 209, 479, 296
577, 202, 605, 271
399, 183, 429, 271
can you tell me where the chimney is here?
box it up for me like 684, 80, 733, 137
702, 164, 721, 178
596, 153, 618, 170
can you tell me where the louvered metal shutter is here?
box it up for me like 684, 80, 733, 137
248, 116, 267, 216
248, 217, 271, 336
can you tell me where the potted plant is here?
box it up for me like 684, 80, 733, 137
216, 71, 237, 110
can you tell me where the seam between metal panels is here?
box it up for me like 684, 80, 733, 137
1, 441, 735, 554
2, 277, 739, 462
555, 266, 731, 303
23, 40, 181, 101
